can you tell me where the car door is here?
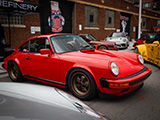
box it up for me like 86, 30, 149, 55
153, 41, 160, 66
146, 42, 154, 62
146, 40, 159, 65
18, 41, 33, 76
22, 38, 60, 82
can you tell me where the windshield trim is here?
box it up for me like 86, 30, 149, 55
50, 35, 93, 54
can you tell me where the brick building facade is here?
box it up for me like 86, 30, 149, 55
0, 0, 160, 47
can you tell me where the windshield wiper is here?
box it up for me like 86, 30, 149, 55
80, 45, 92, 51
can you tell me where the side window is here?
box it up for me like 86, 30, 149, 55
80, 36, 86, 40
45, 39, 51, 50
30, 38, 49, 53
18, 41, 29, 52
140, 36, 144, 40
144, 35, 149, 39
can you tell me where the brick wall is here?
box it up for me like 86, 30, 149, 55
4, 0, 40, 47
75, 0, 159, 40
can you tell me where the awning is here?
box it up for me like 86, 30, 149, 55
0, 0, 41, 45
0, 0, 40, 16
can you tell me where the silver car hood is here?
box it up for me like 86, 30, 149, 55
0, 82, 109, 120
0, 82, 78, 111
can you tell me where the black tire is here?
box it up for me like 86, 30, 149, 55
8, 61, 24, 82
68, 69, 97, 100
98, 45, 108, 50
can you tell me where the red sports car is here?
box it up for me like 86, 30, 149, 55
3, 33, 151, 100
79, 34, 118, 50
133, 33, 158, 47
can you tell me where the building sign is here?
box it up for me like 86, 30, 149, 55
48, 1, 65, 33
0, 0, 39, 12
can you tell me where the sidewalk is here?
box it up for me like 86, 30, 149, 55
0, 62, 7, 74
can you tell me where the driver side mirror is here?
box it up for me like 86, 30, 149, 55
40, 49, 52, 56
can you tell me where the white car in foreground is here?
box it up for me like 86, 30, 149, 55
105, 32, 129, 49
0, 82, 110, 120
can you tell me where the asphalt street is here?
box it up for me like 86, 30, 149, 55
0, 42, 160, 120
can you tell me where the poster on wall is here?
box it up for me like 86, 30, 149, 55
48, 1, 65, 33
120, 15, 129, 35
120, 12, 131, 36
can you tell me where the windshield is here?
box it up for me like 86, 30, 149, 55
88, 34, 97, 41
50, 35, 93, 54
111, 32, 126, 37
150, 34, 157, 38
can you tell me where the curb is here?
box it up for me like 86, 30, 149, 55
0, 62, 7, 74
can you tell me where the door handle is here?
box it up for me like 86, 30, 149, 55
26, 57, 31, 60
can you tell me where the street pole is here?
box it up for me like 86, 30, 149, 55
138, 0, 142, 39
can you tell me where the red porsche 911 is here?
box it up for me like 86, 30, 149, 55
3, 33, 151, 100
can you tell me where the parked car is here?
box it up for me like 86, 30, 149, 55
79, 34, 118, 50
104, 32, 129, 49
0, 82, 110, 120
3, 33, 151, 100
133, 33, 158, 47
134, 34, 160, 67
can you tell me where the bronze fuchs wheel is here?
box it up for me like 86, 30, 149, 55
8, 61, 23, 82
98, 45, 108, 50
68, 69, 97, 100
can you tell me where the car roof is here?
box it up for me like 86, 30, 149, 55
28, 33, 73, 39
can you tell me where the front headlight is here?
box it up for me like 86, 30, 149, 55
138, 54, 144, 65
110, 62, 119, 76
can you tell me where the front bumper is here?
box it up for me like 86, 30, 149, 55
98, 66, 151, 95
116, 43, 128, 48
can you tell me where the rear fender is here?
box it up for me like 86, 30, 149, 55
7, 59, 21, 71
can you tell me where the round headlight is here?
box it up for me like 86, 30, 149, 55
138, 54, 144, 65
110, 62, 119, 76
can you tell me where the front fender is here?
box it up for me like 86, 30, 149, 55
136, 44, 148, 61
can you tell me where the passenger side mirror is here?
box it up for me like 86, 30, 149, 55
40, 49, 52, 56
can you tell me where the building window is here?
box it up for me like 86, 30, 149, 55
105, 9, 115, 28
89, 14, 94, 22
108, 17, 112, 24
143, 3, 151, 8
142, 17, 146, 29
0, 16, 23, 25
85, 5, 98, 27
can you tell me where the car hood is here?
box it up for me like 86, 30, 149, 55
62, 49, 119, 61
60, 50, 144, 78
90, 41, 115, 45
0, 83, 108, 120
